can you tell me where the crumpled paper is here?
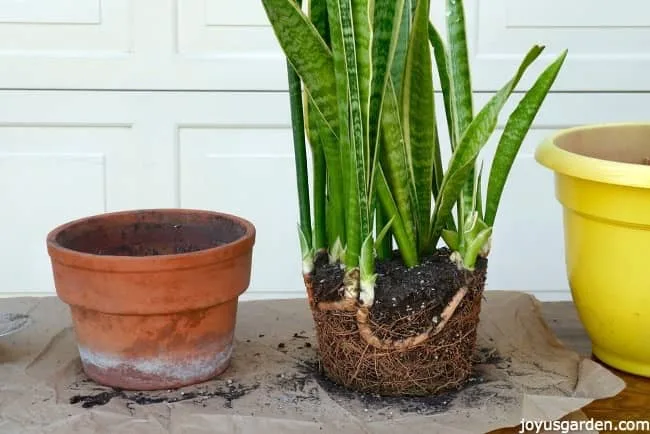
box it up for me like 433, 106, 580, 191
0, 291, 625, 434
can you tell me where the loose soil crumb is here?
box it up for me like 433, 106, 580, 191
69, 381, 259, 409
279, 347, 509, 416
65, 331, 516, 424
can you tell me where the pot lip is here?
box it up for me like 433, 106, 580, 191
46, 208, 256, 272
535, 122, 650, 189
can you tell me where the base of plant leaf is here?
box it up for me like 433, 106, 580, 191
304, 250, 488, 397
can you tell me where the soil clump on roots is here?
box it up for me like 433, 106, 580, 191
309, 247, 488, 396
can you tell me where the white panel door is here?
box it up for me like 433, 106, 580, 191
0, 1, 647, 91
430, 0, 650, 91
0, 0, 288, 90
0, 92, 179, 295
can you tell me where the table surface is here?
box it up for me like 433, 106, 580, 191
491, 302, 650, 434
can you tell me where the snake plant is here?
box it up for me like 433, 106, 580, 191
263, 0, 567, 307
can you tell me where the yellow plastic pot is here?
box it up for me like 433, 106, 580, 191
536, 122, 650, 377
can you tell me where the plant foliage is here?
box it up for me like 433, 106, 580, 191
263, 0, 567, 306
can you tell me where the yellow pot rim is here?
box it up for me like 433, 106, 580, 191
535, 122, 650, 189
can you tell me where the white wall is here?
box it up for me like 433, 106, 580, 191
1, 1, 649, 301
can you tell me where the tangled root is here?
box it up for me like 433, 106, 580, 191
306, 271, 486, 396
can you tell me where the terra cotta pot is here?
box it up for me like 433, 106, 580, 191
47, 209, 255, 390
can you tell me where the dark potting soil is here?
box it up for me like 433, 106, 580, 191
94, 223, 227, 256
57, 211, 246, 257
312, 247, 486, 330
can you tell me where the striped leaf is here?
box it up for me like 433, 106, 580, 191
304, 1, 345, 250
446, 0, 473, 137
340, 0, 371, 268
484, 50, 568, 227
430, 45, 546, 244
446, 0, 476, 217
402, 0, 436, 253
379, 78, 418, 259
423, 23, 446, 200
325, 0, 352, 243
367, 0, 406, 226
390, 0, 412, 99
262, 0, 338, 134
376, 166, 418, 267
369, 0, 405, 157
352, 0, 372, 164
428, 21, 456, 150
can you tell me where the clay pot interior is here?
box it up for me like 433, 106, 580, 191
54, 210, 247, 257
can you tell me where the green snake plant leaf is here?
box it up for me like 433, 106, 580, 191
379, 78, 418, 259
463, 226, 492, 270
262, 0, 338, 135
446, 0, 477, 215
425, 22, 446, 199
402, 0, 436, 254
306, 99, 327, 251
375, 215, 396, 251
369, 0, 405, 173
352, 0, 371, 162
309, 96, 346, 247
376, 166, 418, 267
306, 0, 333, 250
287, 70, 311, 246
325, 0, 352, 251
430, 45, 546, 245
359, 233, 377, 306
442, 228, 460, 252
298, 224, 314, 274
484, 49, 568, 227
473, 160, 484, 220
428, 21, 456, 151
391, 0, 413, 100
368, 0, 406, 224
339, 0, 371, 269
446, 0, 473, 139
308, 0, 330, 44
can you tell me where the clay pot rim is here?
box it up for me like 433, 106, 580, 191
47, 208, 256, 272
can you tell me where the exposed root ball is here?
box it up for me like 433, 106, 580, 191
308, 249, 487, 396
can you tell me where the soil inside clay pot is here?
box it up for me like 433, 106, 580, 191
312, 247, 485, 335
55, 212, 246, 257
